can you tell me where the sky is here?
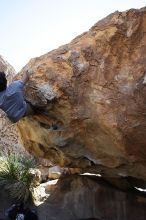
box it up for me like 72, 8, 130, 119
0, 0, 146, 72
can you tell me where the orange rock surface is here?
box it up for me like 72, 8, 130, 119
17, 8, 146, 181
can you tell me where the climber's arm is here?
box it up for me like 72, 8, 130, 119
21, 69, 33, 85
21, 71, 29, 84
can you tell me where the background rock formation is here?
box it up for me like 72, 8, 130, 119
0, 56, 25, 153
17, 7, 146, 185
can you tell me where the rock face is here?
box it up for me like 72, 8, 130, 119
17, 7, 146, 183
37, 175, 146, 220
0, 56, 24, 153
0, 55, 16, 82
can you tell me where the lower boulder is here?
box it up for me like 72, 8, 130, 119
37, 175, 146, 220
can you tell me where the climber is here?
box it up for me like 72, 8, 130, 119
0, 69, 34, 123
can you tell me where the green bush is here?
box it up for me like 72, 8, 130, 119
0, 153, 37, 202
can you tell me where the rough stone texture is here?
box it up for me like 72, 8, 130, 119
17, 7, 146, 183
37, 175, 146, 220
0, 56, 25, 154
0, 55, 16, 82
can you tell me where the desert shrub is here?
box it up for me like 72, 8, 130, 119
0, 153, 37, 202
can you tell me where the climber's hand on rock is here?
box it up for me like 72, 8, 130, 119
22, 68, 34, 84
26, 69, 34, 76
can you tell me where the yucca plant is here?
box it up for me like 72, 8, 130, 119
0, 153, 37, 202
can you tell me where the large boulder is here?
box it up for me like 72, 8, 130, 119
17, 7, 146, 181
